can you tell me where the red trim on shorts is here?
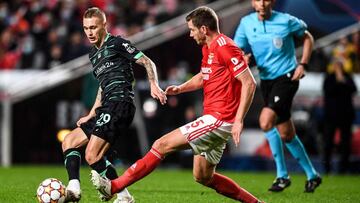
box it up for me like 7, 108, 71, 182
187, 119, 223, 142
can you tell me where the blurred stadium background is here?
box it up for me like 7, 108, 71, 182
0, 0, 360, 177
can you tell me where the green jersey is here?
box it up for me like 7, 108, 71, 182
89, 34, 143, 104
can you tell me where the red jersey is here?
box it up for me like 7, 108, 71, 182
201, 34, 248, 122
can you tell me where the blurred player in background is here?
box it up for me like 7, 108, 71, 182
323, 60, 357, 174
234, 0, 321, 192
62, 7, 166, 203
91, 6, 263, 203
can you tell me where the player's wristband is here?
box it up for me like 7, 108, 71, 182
298, 63, 308, 70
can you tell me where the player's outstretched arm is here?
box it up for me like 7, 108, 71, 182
165, 72, 203, 95
232, 68, 256, 146
136, 55, 167, 105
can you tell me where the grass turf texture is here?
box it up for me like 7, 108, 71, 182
0, 165, 359, 203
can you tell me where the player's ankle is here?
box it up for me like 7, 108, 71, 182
67, 179, 80, 191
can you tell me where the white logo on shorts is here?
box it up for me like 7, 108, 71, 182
274, 96, 280, 103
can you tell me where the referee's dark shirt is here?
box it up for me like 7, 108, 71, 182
89, 33, 143, 105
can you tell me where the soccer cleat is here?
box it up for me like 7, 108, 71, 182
113, 194, 135, 203
91, 170, 114, 201
64, 188, 81, 202
268, 177, 291, 192
304, 175, 322, 193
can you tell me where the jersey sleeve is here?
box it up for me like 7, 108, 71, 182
218, 43, 248, 78
233, 19, 250, 51
288, 14, 307, 38
114, 37, 144, 62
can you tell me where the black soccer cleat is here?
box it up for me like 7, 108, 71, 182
304, 176, 322, 193
268, 177, 291, 192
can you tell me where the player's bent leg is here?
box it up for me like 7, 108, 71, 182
259, 107, 277, 132
86, 135, 136, 202
108, 129, 189, 194
193, 156, 261, 203
85, 135, 110, 165
62, 128, 89, 202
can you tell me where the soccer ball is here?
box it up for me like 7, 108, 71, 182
36, 178, 66, 203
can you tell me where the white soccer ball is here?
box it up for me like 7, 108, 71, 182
36, 178, 66, 203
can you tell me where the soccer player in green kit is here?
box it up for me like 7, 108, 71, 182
62, 7, 166, 203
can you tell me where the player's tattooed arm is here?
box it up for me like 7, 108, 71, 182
136, 55, 158, 83
136, 55, 167, 105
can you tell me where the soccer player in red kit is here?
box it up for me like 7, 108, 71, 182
91, 6, 262, 203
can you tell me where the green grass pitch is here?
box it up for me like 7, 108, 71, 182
0, 165, 359, 202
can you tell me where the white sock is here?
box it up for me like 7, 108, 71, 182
67, 179, 80, 191
117, 188, 131, 198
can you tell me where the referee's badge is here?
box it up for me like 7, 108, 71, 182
273, 37, 283, 49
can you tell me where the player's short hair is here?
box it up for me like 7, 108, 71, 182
83, 7, 106, 23
185, 6, 219, 31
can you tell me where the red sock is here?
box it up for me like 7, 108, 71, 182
111, 148, 163, 194
206, 173, 259, 203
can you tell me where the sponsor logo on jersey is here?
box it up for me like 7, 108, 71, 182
233, 61, 244, 72
201, 67, 212, 74
207, 53, 214, 64
201, 67, 212, 80
122, 42, 135, 53
94, 61, 114, 76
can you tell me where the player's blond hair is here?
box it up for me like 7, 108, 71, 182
83, 7, 106, 23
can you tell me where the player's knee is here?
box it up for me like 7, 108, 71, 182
152, 138, 171, 155
259, 119, 273, 131
62, 133, 74, 152
282, 132, 295, 142
85, 151, 100, 165
193, 174, 211, 185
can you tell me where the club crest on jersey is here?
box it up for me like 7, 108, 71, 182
273, 37, 283, 49
208, 53, 214, 64
122, 42, 135, 53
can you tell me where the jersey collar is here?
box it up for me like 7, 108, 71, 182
208, 33, 224, 49
104, 33, 111, 42
95, 33, 111, 49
